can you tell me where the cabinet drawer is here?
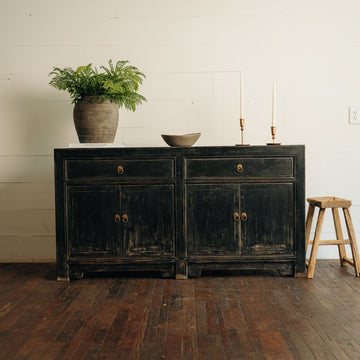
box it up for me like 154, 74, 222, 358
66, 158, 175, 181
185, 157, 293, 179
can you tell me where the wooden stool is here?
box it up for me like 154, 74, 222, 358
305, 197, 360, 278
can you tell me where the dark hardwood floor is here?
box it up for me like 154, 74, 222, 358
0, 260, 359, 360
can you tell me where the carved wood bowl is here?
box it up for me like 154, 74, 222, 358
161, 133, 201, 147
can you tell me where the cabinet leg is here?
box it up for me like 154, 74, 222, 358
188, 268, 202, 277
277, 264, 294, 276
161, 270, 175, 278
70, 269, 84, 280
57, 275, 70, 282
175, 260, 188, 280
57, 264, 70, 281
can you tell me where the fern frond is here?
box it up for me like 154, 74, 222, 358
49, 59, 146, 109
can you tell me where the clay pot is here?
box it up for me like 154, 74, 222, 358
73, 96, 119, 143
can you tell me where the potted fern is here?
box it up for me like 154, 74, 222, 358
49, 60, 146, 143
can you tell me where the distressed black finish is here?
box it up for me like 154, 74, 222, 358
186, 184, 241, 255
67, 185, 121, 255
54, 145, 305, 280
240, 183, 294, 255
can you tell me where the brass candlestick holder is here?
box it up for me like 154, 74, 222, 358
236, 118, 250, 146
267, 126, 281, 145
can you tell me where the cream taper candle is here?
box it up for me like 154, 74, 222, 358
240, 73, 244, 119
272, 81, 277, 127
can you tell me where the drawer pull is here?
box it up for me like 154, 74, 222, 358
241, 212, 248, 221
122, 214, 129, 223
114, 214, 121, 223
236, 164, 243, 173
117, 165, 124, 174
234, 212, 240, 221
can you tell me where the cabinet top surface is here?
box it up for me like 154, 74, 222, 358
55, 145, 304, 157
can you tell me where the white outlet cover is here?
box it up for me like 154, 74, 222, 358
349, 107, 360, 124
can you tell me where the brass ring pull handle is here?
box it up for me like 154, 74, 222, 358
241, 212, 248, 221
114, 214, 121, 223
233, 212, 240, 222
236, 164, 243, 173
117, 165, 124, 174
122, 214, 129, 224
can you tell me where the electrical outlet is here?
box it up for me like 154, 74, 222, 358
349, 107, 360, 124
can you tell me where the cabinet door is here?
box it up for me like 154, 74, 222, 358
67, 186, 121, 256
186, 184, 241, 256
121, 185, 175, 256
241, 183, 294, 255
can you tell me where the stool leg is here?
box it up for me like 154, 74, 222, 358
307, 208, 326, 279
305, 204, 315, 255
343, 208, 360, 277
332, 207, 347, 267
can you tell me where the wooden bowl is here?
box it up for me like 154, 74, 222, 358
161, 133, 201, 147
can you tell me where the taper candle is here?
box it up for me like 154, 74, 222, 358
272, 81, 277, 127
240, 73, 244, 119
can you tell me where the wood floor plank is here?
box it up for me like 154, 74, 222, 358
139, 279, 167, 359
181, 280, 198, 359
0, 261, 359, 360
259, 330, 295, 360
279, 320, 315, 360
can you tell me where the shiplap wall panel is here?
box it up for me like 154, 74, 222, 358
0, 235, 55, 262
0, 210, 54, 235
0, 77, 9, 98
0, 0, 360, 261
0, 0, 115, 18
0, 125, 75, 155
18, 236, 55, 262
0, 156, 53, 182
0, 101, 74, 130
116, 97, 241, 142
0, 17, 212, 47
117, 99, 213, 128
0, 46, 204, 74
142, 73, 213, 100
0, 101, 77, 155
0, 183, 54, 210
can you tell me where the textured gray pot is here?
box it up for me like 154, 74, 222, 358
73, 96, 119, 143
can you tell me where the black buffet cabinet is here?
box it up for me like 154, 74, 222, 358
54, 145, 305, 280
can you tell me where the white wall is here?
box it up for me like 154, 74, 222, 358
0, 0, 360, 262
